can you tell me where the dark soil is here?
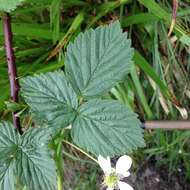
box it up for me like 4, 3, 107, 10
128, 163, 190, 190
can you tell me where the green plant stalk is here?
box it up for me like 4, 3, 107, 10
63, 140, 98, 163
56, 146, 64, 190
119, 4, 124, 24
54, 130, 65, 190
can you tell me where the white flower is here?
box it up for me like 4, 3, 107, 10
98, 155, 133, 190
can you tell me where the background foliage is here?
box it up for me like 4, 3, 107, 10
0, 0, 190, 189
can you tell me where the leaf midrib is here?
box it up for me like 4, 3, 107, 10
23, 85, 75, 111
81, 33, 118, 95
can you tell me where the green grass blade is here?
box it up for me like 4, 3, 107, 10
50, 0, 61, 43
87, 0, 131, 28
122, 13, 158, 27
130, 65, 153, 119
138, 0, 190, 46
0, 22, 64, 40
134, 51, 172, 100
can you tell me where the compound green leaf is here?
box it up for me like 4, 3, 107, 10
16, 128, 57, 190
71, 99, 145, 157
0, 0, 24, 12
21, 71, 78, 129
65, 21, 134, 98
0, 122, 57, 190
0, 122, 18, 190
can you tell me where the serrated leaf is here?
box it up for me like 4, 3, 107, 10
71, 99, 145, 157
0, 122, 57, 190
0, 122, 18, 190
65, 21, 134, 98
0, 0, 24, 12
21, 71, 78, 129
16, 128, 57, 190
0, 161, 15, 190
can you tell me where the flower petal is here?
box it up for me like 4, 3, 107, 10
118, 181, 134, 190
107, 188, 113, 190
98, 155, 112, 174
116, 155, 132, 176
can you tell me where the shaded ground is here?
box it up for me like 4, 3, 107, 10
129, 162, 190, 190
62, 143, 190, 190
63, 156, 190, 190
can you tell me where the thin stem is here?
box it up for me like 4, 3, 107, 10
56, 142, 64, 190
54, 130, 65, 190
3, 13, 21, 133
63, 140, 98, 163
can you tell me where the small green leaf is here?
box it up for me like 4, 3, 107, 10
0, 122, 57, 190
0, 0, 24, 12
21, 71, 78, 128
71, 99, 145, 157
65, 21, 134, 98
5, 101, 25, 112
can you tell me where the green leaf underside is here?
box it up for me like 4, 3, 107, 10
0, 0, 24, 12
65, 21, 134, 98
0, 122, 57, 190
21, 71, 78, 129
71, 99, 145, 157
